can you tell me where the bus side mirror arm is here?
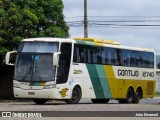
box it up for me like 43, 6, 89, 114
53, 52, 61, 67
5, 51, 17, 66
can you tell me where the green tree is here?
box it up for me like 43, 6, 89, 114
0, 0, 69, 64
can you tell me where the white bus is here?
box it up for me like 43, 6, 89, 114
5, 37, 156, 104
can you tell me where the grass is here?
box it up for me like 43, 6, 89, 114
155, 92, 160, 97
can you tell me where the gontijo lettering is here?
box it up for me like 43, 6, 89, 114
118, 69, 139, 77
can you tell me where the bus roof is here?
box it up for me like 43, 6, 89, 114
73, 38, 120, 45
72, 38, 154, 53
21, 37, 154, 53
22, 37, 73, 43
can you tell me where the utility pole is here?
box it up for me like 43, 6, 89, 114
84, 0, 88, 38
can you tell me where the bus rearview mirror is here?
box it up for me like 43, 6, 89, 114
53, 52, 61, 67
5, 51, 17, 66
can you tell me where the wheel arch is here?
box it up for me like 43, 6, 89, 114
127, 86, 134, 94
72, 84, 82, 98
74, 84, 82, 90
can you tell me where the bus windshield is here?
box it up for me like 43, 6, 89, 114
14, 42, 59, 82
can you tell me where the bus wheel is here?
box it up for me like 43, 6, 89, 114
133, 89, 142, 104
126, 87, 134, 104
91, 99, 110, 104
33, 99, 47, 105
65, 86, 81, 104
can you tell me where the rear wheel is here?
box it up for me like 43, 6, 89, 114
126, 87, 134, 104
65, 87, 81, 104
133, 88, 142, 104
33, 99, 47, 105
91, 99, 110, 104
118, 88, 134, 104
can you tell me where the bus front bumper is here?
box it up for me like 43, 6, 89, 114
14, 88, 58, 99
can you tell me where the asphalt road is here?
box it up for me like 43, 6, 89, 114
0, 98, 160, 120
0, 98, 160, 111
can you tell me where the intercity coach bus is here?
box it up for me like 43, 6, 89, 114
5, 37, 156, 104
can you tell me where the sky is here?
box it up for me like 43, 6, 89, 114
62, 0, 160, 54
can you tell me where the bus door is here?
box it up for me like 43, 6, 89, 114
56, 43, 72, 98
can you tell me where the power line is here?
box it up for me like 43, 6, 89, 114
67, 23, 160, 29
86, 16, 160, 18
65, 16, 160, 29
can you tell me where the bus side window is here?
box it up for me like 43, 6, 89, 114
104, 48, 109, 64
79, 45, 86, 63
110, 48, 118, 65
73, 45, 80, 63
74, 44, 87, 63
130, 51, 136, 67
137, 51, 146, 68
102, 48, 105, 64
139, 52, 146, 68
116, 49, 122, 66
108, 49, 112, 65
86, 46, 91, 64
145, 52, 154, 68
92, 47, 97, 64
150, 53, 154, 68
97, 47, 102, 64
136, 52, 140, 67
126, 51, 131, 66
122, 50, 127, 66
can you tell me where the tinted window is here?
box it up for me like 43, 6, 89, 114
122, 50, 127, 66
73, 44, 154, 68
86, 46, 92, 63
79, 46, 86, 63
97, 48, 102, 64
73, 46, 80, 62
145, 52, 154, 68
73, 45, 87, 63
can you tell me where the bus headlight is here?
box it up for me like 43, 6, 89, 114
43, 84, 56, 89
13, 83, 20, 88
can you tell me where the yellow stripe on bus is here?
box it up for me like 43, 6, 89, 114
103, 65, 156, 99
103, 65, 118, 98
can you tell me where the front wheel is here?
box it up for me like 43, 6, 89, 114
65, 87, 81, 104
33, 99, 47, 105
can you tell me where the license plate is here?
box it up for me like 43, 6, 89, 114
28, 92, 35, 95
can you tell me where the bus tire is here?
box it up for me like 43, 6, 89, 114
133, 89, 142, 104
65, 86, 81, 104
126, 87, 134, 104
33, 99, 47, 105
91, 99, 110, 104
